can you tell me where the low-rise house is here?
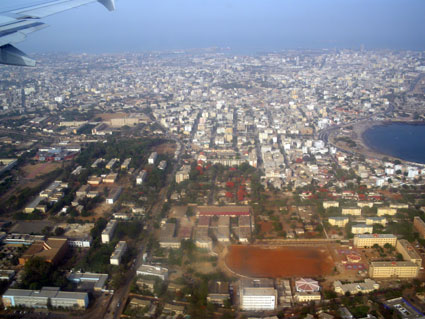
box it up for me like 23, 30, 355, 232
87, 176, 102, 185
294, 292, 321, 303
137, 264, 168, 280
207, 281, 230, 306
129, 298, 150, 309
333, 279, 379, 295
67, 235, 92, 248
163, 303, 184, 315
136, 278, 155, 293
158, 160, 167, 170
67, 272, 108, 291
103, 173, 117, 184
159, 223, 180, 249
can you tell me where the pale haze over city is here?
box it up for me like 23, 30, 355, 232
2, 0, 425, 53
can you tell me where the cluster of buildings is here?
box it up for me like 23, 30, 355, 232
36, 145, 80, 162
158, 206, 253, 251
25, 180, 68, 214
3, 50, 424, 193
326, 200, 402, 231
353, 234, 422, 279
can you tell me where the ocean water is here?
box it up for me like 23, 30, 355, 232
363, 122, 425, 164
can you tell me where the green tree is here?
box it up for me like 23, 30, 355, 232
20, 257, 53, 290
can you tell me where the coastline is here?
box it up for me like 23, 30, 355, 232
328, 119, 425, 167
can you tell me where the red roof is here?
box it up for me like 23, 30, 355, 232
199, 211, 250, 216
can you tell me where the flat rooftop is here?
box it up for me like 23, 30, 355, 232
356, 234, 397, 238
197, 206, 251, 216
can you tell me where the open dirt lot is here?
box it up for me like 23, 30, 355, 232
225, 245, 335, 278
153, 143, 176, 155
22, 162, 62, 180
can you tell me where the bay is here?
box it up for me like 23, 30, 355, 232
362, 122, 425, 164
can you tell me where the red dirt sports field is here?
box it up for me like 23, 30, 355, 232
225, 245, 334, 278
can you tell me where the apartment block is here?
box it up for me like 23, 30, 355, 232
2, 287, 88, 309
351, 224, 373, 235
369, 261, 419, 278
328, 217, 349, 227
110, 241, 127, 265
365, 217, 387, 227
342, 208, 362, 216
101, 219, 117, 243
396, 239, 422, 266
353, 234, 397, 248
323, 201, 339, 209
377, 207, 397, 216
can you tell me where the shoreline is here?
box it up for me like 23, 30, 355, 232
328, 119, 425, 167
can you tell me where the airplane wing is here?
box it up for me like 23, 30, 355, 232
0, 0, 115, 66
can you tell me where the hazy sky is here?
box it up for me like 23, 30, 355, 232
3, 0, 425, 53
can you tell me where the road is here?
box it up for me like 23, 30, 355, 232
103, 136, 184, 319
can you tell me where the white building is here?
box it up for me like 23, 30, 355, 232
137, 265, 168, 280
101, 220, 118, 244
333, 279, 379, 295
351, 224, 373, 235
67, 236, 92, 248
136, 170, 147, 185
106, 187, 122, 205
148, 152, 157, 165
240, 287, 277, 311
110, 241, 127, 265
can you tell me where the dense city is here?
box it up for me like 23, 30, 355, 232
0, 49, 425, 319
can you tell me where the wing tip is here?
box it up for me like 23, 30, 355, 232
98, 0, 115, 11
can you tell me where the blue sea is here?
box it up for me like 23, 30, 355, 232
363, 122, 425, 164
